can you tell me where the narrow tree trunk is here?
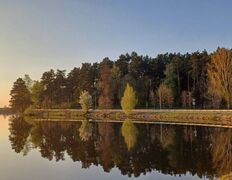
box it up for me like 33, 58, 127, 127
160, 124, 163, 143
177, 68, 181, 94
159, 90, 162, 109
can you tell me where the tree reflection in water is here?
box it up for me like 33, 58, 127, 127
8, 116, 32, 155
219, 172, 232, 180
79, 119, 92, 141
121, 119, 138, 150
8, 117, 232, 179
210, 128, 232, 177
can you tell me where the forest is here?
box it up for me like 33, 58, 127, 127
9, 47, 232, 112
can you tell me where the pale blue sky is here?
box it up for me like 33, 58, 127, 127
1, 0, 232, 106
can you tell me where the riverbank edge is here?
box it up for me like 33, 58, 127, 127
25, 109, 232, 127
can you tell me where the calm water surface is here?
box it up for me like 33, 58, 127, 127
1, 115, 232, 180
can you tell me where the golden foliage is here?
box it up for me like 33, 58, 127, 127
157, 83, 174, 109
121, 119, 138, 150
121, 83, 137, 116
79, 120, 92, 141
79, 90, 92, 113
219, 172, 232, 180
208, 48, 232, 108
211, 129, 232, 177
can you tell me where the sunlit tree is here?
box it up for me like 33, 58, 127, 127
79, 90, 92, 113
121, 83, 137, 116
156, 83, 174, 109
208, 48, 232, 108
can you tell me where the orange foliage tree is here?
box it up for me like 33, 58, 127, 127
207, 48, 232, 108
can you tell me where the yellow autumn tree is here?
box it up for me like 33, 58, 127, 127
79, 90, 92, 113
208, 48, 232, 108
156, 83, 174, 109
121, 83, 137, 116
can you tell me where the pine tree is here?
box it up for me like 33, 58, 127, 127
10, 78, 32, 113
98, 58, 113, 109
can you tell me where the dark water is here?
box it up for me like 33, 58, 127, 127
1, 115, 232, 180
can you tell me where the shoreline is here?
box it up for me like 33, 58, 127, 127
25, 109, 232, 128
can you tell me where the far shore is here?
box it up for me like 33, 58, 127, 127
25, 108, 232, 128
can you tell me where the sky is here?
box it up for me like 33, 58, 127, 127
0, 0, 232, 107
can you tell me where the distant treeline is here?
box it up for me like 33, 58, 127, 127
0, 107, 12, 114
9, 47, 232, 112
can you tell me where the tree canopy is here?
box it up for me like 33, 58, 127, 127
79, 90, 92, 113
9, 78, 32, 113
121, 83, 137, 116
10, 47, 232, 110
208, 48, 232, 108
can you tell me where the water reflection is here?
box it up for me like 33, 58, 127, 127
219, 172, 232, 180
8, 116, 32, 155
79, 119, 92, 141
121, 119, 138, 150
210, 128, 232, 176
8, 117, 232, 179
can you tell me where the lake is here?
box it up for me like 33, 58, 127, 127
1, 115, 232, 180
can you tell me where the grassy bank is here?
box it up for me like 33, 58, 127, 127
25, 109, 232, 127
